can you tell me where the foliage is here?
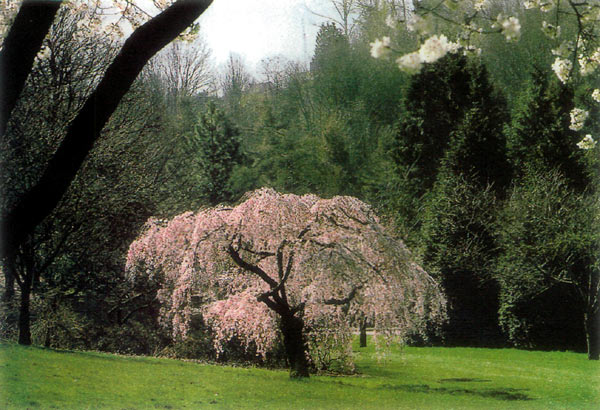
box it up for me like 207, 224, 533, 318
496, 170, 599, 357
390, 53, 509, 248
126, 188, 446, 374
0, 0, 215, 350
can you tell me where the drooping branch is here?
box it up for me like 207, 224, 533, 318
0, 0, 213, 261
0, 0, 63, 137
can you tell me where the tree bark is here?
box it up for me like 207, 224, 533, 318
359, 318, 367, 348
18, 283, 32, 345
0, 0, 213, 265
280, 313, 310, 378
585, 310, 599, 360
0, 0, 63, 137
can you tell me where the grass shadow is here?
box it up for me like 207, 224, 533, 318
381, 383, 533, 401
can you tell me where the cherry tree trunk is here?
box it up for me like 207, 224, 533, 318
18, 284, 32, 345
585, 311, 599, 360
280, 313, 310, 378
359, 319, 367, 348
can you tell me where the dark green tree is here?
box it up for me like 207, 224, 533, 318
421, 173, 501, 346
394, 55, 474, 193
391, 54, 510, 245
506, 68, 589, 192
395, 54, 510, 194
420, 104, 510, 346
398, 54, 512, 345
193, 103, 242, 206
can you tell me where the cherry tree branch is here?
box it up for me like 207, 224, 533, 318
324, 285, 363, 306
227, 244, 278, 288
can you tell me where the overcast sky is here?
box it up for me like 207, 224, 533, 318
198, 0, 341, 75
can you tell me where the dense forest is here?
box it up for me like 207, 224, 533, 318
1, 0, 598, 366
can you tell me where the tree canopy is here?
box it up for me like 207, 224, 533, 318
126, 188, 446, 377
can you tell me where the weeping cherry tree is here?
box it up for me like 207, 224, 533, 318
126, 188, 446, 378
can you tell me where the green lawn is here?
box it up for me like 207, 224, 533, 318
1, 339, 598, 409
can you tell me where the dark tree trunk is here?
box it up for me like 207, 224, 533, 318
0, 0, 63, 137
585, 310, 599, 360
0, 0, 214, 268
18, 283, 32, 345
359, 319, 367, 348
280, 313, 310, 378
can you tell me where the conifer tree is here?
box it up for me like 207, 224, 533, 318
193, 103, 242, 206
506, 68, 589, 192
391, 54, 510, 245
420, 104, 510, 345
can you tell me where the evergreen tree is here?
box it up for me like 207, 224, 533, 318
402, 55, 511, 345
394, 54, 474, 193
420, 105, 510, 346
311, 23, 361, 107
506, 68, 589, 192
391, 54, 510, 244
193, 103, 242, 205
421, 173, 501, 346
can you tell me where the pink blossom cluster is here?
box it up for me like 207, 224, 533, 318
126, 188, 446, 366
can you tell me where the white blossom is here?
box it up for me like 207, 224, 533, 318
552, 41, 573, 58
370, 36, 391, 59
523, 0, 554, 12
592, 89, 600, 103
579, 56, 597, 76
419, 34, 452, 63
36, 46, 50, 61
499, 16, 521, 42
552, 57, 572, 83
569, 108, 588, 131
385, 14, 396, 29
396, 52, 422, 74
541, 21, 560, 39
447, 41, 461, 54
474, 0, 489, 11
463, 45, 482, 56
539, 0, 555, 12
407, 14, 432, 35
577, 135, 596, 150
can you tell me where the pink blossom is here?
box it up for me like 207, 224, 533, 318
126, 188, 446, 369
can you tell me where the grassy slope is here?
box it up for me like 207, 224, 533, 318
1, 339, 598, 409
